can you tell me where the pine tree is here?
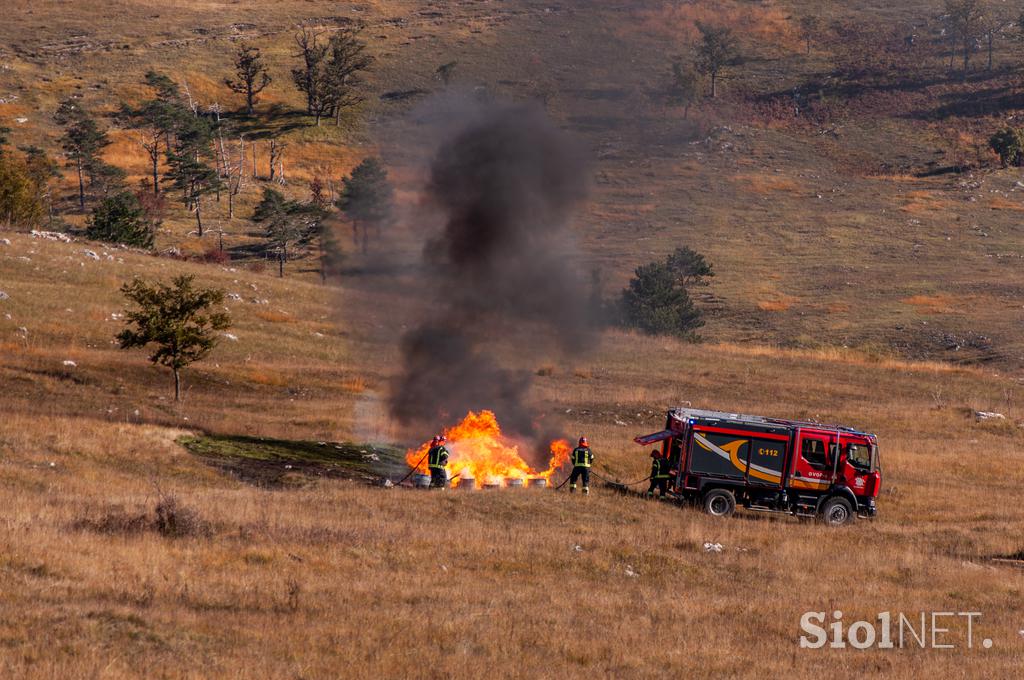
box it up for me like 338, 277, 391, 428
292, 26, 372, 126
119, 72, 191, 195
54, 99, 117, 209
337, 157, 393, 253
253, 188, 324, 276
225, 43, 271, 115
164, 114, 221, 236
621, 262, 704, 338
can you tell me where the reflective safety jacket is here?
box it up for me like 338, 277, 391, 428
572, 446, 593, 468
651, 457, 670, 479
427, 445, 449, 469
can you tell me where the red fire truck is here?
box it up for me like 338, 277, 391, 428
635, 408, 880, 526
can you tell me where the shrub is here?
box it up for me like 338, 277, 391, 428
73, 495, 210, 538
86, 190, 155, 248
200, 246, 231, 264
989, 127, 1024, 168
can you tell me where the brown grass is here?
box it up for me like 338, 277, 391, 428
988, 196, 1024, 211
902, 294, 957, 314
253, 310, 295, 324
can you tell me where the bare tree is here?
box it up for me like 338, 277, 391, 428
268, 138, 286, 183
227, 136, 246, 219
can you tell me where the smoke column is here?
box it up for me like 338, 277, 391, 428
388, 101, 592, 450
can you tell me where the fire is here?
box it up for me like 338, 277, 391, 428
406, 410, 570, 488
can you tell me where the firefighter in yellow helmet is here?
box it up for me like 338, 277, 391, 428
427, 434, 450, 488
569, 436, 594, 494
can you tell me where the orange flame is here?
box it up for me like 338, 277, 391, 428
406, 410, 570, 488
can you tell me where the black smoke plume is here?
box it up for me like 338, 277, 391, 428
388, 101, 592, 449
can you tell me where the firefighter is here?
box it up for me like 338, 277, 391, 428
427, 434, 450, 488
569, 436, 593, 494
647, 449, 670, 498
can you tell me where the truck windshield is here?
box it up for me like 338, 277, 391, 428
847, 443, 871, 471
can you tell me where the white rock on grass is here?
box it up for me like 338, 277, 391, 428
975, 411, 1006, 421
62, 360, 77, 367
222, 333, 238, 341
0, 291, 8, 300
30, 230, 72, 243
0, 238, 10, 245
83, 250, 100, 260
703, 542, 724, 553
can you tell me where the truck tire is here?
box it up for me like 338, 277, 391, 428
703, 489, 736, 518
820, 497, 855, 527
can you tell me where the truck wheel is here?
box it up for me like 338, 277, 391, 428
820, 497, 855, 527
703, 489, 736, 518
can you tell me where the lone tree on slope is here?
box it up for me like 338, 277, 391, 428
225, 43, 272, 115
695, 22, 742, 98
117, 275, 231, 401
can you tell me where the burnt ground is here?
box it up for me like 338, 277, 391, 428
178, 434, 408, 488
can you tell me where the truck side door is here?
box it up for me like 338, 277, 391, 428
788, 430, 833, 492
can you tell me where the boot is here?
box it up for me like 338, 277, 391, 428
570, 484, 577, 493
583, 487, 589, 495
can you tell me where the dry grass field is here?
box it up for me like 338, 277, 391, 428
3, 233, 1024, 677
4, 0, 1024, 677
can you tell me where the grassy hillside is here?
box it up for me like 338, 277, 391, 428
4, 231, 1024, 676
4, 0, 1024, 676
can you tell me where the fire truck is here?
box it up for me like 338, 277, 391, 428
635, 408, 880, 526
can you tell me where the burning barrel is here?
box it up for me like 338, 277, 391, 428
526, 478, 547, 489
412, 473, 432, 488
457, 476, 476, 490
506, 478, 524, 489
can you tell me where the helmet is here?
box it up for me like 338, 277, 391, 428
430, 435, 440, 445
578, 436, 588, 446
650, 450, 659, 458
437, 434, 447, 443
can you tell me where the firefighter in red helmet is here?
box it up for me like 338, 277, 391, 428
427, 434, 450, 488
569, 436, 594, 494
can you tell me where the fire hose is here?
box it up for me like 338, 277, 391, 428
393, 453, 463, 488
555, 469, 652, 490
393, 451, 429, 486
